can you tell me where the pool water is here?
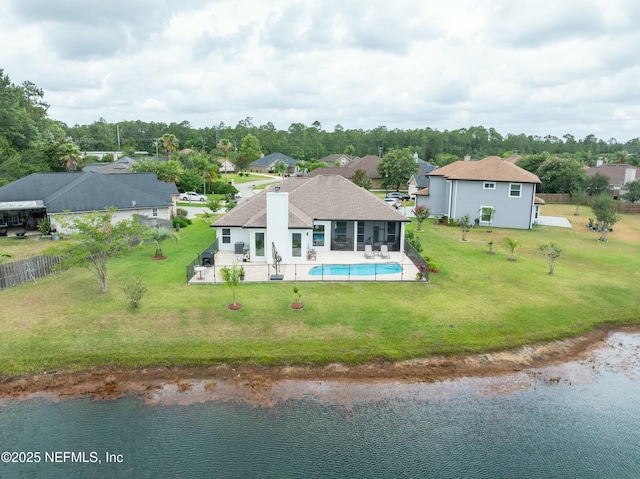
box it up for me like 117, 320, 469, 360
309, 262, 403, 276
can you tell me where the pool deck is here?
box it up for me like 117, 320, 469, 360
189, 249, 420, 284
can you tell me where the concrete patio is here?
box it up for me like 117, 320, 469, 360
188, 249, 421, 284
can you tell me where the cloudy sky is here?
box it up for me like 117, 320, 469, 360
1, 0, 639, 142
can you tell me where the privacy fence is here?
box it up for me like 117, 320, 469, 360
0, 255, 60, 290
537, 194, 640, 214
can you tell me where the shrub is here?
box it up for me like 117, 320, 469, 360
172, 216, 192, 228
405, 230, 423, 252
37, 217, 51, 235
175, 208, 189, 218
121, 276, 147, 308
211, 181, 239, 196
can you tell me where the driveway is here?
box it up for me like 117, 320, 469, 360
180, 175, 283, 218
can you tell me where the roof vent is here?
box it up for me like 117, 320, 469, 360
275, 186, 280, 193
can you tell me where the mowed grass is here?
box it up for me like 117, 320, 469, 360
1, 205, 639, 376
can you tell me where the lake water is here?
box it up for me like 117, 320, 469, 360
1, 332, 640, 478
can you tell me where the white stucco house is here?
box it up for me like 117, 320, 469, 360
0, 172, 178, 233
211, 175, 410, 265
414, 156, 543, 229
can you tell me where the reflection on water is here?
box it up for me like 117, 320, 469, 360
1, 333, 640, 479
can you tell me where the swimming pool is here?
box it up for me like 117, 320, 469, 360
308, 262, 403, 276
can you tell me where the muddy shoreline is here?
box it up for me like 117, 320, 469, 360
2, 326, 638, 403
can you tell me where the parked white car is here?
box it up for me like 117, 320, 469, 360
383, 197, 400, 208
179, 191, 207, 202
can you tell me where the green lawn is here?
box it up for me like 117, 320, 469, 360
1, 205, 639, 376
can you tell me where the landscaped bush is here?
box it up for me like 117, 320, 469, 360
176, 208, 189, 218
172, 216, 192, 228
405, 230, 423, 252
211, 181, 239, 196
120, 275, 147, 308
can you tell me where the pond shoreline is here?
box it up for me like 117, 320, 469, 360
2, 325, 638, 403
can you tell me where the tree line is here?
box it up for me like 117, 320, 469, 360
2, 68, 640, 191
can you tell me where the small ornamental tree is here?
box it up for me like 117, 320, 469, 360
206, 197, 223, 215
412, 205, 431, 232
351, 169, 372, 190
458, 214, 472, 241
570, 188, 587, 216
591, 194, 621, 242
220, 262, 243, 309
504, 238, 520, 261
52, 209, 148, 293
540, 243, 562, 275
620, 180, 640, 203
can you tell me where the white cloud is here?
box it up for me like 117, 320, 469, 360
1, 0, 639, 141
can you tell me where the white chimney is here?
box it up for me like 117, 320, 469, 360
624, 167, 636, 184
266, 190, 289, 263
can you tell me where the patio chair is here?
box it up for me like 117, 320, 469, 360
380, 244, 390, 259
364, 244, 374, 259
307, 247, 317, 261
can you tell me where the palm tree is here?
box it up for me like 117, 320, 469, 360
158, 133, 179, 159
195, 156, 218, 194
220, 262, 243, 308
504, 238, 520, 261
217, 139, 233, 181
149, 227, 178, 258
273, 160, 288, 177
59, 143, 82, 172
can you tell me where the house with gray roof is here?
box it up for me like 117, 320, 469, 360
249, 152, 299, 174
0, 172, 178, 233
415, 156, 542, 229
212, 175, 409, 265
407, 156, 438, 198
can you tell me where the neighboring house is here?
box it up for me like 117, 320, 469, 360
415, 156, 542, 229
585, 162, 640, 198
407, 155, 438, 198
249, 152, 299, 174
306, 155, 383, 183
0, 172, 178, 233
219, 159, 236, 173
318, 154, 359, 166
81, 151, 148, 160
82, 156, 168, 174
212, 175, 409, 265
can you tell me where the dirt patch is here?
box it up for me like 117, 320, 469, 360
1, 326, 638, 403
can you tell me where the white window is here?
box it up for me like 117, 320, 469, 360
480, 206, 495, 222
509, 183, 522, 198
152, 208, 158, 217
292, 233, 302, 257
483, 182, 496, 190
222, 228, 231, 244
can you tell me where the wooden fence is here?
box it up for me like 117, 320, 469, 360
537, 194, 640, 214
0, 255, 60, 290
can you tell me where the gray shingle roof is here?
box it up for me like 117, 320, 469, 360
213, 175, 409, 228
0, 172, 178, 213
249, 152, 299, 168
